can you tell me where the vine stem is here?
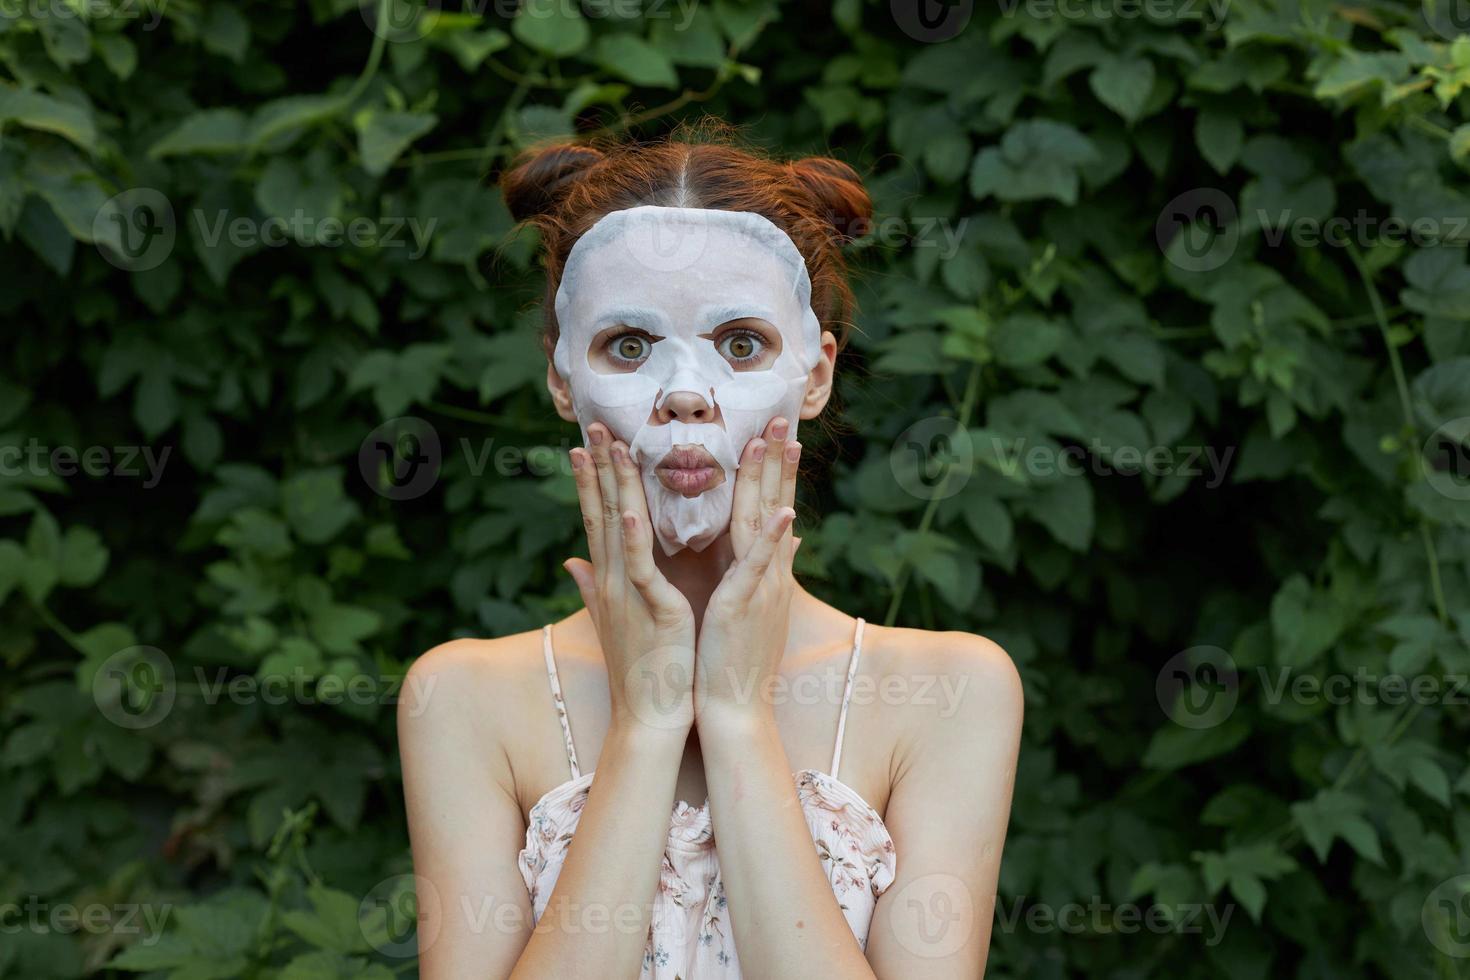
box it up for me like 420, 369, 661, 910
883, 361, 982, 627
343, 0, 391, 107
1343, 242, 1450, 625
27, 595, 89, 657
477, 57, 543, 177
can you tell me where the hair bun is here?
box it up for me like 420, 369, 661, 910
501, 142, 605, 223
788, 156, 872, 243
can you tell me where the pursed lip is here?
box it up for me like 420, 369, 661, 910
654, 445, 724, 496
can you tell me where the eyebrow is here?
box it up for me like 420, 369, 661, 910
698, 304, 778, 329
592, 306, 669, 333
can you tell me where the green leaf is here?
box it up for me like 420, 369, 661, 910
594, 34, 678, 88
970, 120, 1101, 205
149, 109, 249, 157
1269, 575, 1347, 669
1449, 124, 1470, 164
348, 344, 451, 417
1290, 790, 1384, 864
1089, 55, 1155, 123
1101, 332, 1166, 387
254, 155, 344, 240
248, 94, 349, 150
281, 885, 371, 954
1022, 473, 1093, 550
1142, 717, 1251, 770
309, 604, 383, 654
513, 0, 590, 57
991, 313, 1065, 367
202, 3, 251, 63
95, 34, 138, 79
1198, 843, 1297, 922
57, 526, 108, 586
355, 110, 438, 177
1195, 108, 1243, 173
282, 469, 360, 545
1410, 357, 1470, 438
1402, 249, 1470, 320
0, 88, 97, 153
1312, 51, 1410, 100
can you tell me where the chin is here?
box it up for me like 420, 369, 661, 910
645, 474, 736, 556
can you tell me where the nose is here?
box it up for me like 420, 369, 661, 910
656, 390, 717, 424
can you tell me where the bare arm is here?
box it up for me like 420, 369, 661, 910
694, 424, 877, 977
402, 431, 699, 979
700, 704, 880, 977
701, 634, 1023, 979
399, 647, 689, 979
864, 637, 1023, 978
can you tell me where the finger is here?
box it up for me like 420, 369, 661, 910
586, 423, 624, 575
619, 508, 674, 610
724, 506, 795, 606
778, 440, 801, 514
570, 448, 606, 570
611, 444, 660, 590
563, 558, 598, 627
730, 438, 766, 556
759, 417, 789, 521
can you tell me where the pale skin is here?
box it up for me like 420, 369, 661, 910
399, 327, 1024, 979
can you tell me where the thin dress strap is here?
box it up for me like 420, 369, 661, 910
829, 617, 866, 780
541, 624, 582, 780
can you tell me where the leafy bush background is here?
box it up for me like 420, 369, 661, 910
3, 0, 1470, 976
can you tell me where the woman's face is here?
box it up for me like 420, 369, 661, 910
552, 207, 821, 555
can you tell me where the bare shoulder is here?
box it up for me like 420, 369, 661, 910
398, 630, 549, 742
859, 623, 1024, 750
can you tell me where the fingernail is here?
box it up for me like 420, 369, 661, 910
570, 449, 584, 469
753, 444, 766, 462
613, 445, 628, 465
622, 512, 637, 529
590, 428, 604, 446
785, 442, 801, 462
772, 419, 789, 439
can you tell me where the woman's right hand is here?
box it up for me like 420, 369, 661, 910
564, 423, 696, 735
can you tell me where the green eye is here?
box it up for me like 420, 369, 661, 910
719, 331, 763, 362
612, 335, 650, 361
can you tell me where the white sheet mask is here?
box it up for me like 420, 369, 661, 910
553, 206, 822, 555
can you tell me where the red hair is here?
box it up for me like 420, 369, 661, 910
500, 124, 872, 360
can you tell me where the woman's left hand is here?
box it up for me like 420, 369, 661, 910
693, 417, 801, 724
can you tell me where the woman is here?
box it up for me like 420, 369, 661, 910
398, 131, 1023, 979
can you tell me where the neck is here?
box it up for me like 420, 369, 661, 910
652, 533, 828, 647
653, 532, 736, 628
